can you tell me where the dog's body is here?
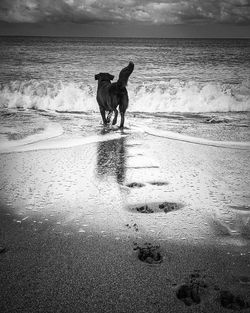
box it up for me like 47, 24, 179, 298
95, 61, 134, 128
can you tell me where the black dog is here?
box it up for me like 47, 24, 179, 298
95, 61, 134, 128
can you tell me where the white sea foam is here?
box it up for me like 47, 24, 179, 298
0, 79, 250, 113
0, 80, 97, 112
0, 123, 64, 153
0, 130, 128, 154
130, 80, 250, 113
139, 125, 250, 150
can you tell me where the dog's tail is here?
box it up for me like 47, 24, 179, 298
117, 61, 134, 88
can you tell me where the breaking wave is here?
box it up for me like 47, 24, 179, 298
0, 79, 250, 113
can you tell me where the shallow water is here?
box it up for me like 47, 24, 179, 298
0, 109, 249, 152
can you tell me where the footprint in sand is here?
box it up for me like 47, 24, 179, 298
148, 181, 169, 186
126, 182, 145, 188
0, 246, 7, 254
133, 242, 163, 265
176, 272, 250, 310
125, 223, 139, 232
176, 271, 208, 306
237, 276, 250, 286
176, 284, 201, 306
219, 290, 250, 311
135, 205, 154, 214
128, 202, 183, 214
159, 202, 181, 213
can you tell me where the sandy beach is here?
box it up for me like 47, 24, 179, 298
0, 129, 250, 313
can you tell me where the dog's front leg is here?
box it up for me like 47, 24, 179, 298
99, 107, 108, 125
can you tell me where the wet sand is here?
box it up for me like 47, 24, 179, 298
0, 130, 250, 312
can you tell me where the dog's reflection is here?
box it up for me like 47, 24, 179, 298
96, 137, 127, 184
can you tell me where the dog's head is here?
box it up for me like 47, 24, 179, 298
95, 73, 114, 82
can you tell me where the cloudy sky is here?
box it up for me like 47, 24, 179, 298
0, 0, 250, 37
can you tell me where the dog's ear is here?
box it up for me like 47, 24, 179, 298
95, 74, 100, 80
108, 74, 115, 81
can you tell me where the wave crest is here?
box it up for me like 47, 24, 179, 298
0, 79, 250, 113
0, 80, 97, 112
130, 79, 250, 112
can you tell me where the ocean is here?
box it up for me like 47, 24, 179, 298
0, 36, 250, 149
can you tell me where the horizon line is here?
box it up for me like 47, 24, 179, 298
0, 35, 250, 39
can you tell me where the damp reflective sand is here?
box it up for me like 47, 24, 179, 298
0, 129, 250, 312
0, 130, 249, 244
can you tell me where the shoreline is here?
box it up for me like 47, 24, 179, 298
1, 120, 249, 155
1, 110, 250, 156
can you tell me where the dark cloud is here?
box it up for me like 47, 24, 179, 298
0, 0, 250, 25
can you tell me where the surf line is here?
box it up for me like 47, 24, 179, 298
141, 126, 250, 150
0, 123, 64, 153
0, 132, 128, 154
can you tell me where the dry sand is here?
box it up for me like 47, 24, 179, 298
0, 130, 250, 312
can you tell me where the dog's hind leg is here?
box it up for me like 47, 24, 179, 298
119, 111, 125, 128
107, 110, 113, 123
112, 109, 118, 125
119, 92, 128, 128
